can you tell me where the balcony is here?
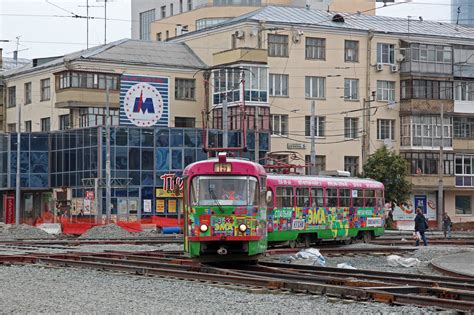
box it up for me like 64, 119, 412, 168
399, 99, 454, 115
400, 61, 452, 77
407, 174, 455, 190
55, 88, 120, 108
213, 48, 267, 67
453, 138, 474, 151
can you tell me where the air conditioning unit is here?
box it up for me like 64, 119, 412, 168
396, 54, 405, 62
375, 63, 384, 71
234, 30, 245, 39
391, 64, 399, 72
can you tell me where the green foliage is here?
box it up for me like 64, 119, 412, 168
363, 146, 411, 205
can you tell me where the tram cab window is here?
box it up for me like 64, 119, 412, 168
276, 187, 293, 208
339, 189, 350, 207
191, 176, 258, 206
365, 190, 375, 207
311, 188, 324, 207
266, 189, 274, 208
326, 189, 338, 207
352, 189, 364, 207
296, 188, 310, 207
375, 190, 383, 208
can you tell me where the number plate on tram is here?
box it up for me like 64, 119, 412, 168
291, 219, 306, 230
214, 163, 232, 173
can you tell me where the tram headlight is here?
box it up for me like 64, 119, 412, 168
200, 224, 208, 233
238, 224, 247, 233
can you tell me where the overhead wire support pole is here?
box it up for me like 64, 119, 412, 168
15, 104, 21, 225
105, 83, 111, 223
223, 98, 228, 149
310, 100, 316, 175
438, 102, 444, 230
104, 0, 107, 44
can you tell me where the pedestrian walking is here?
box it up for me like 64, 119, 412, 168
442, 212, 452, 239
414, 207, 428, 246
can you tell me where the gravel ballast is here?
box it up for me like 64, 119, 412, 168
0, 223, 55, 240
78, 224, 132, 239
0, 265, 433, 314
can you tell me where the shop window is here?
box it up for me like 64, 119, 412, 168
455, 195, 472, 214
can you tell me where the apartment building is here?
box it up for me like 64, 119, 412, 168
132, 0, 375, 40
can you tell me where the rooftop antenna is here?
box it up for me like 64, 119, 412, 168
456, 6, 461, 25
97, 0, 113, 45
79, 0, 103, 49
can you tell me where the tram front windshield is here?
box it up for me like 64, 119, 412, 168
191, 176, 258, 206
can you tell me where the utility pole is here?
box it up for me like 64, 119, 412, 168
222, 98, 228, 149
310, 100, 316, 175
362, 92, 376, 165
104, 0, 107, 44
437, 102, 444, 230
255, 106, 260, 162
14, 36, 20, 67
87, 0, 89, 48
105, 83, 111, 223
15, 104, 21, 225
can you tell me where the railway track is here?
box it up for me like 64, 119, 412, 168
1, 250, 473, 312
0, 236, 183, 246
370, 238, 474, 246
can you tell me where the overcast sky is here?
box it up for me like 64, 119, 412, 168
0, 0, 452, 60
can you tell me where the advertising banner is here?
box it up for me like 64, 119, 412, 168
120, 74, 169, 127
393, 193, 437, 221
3, 195, 15, 224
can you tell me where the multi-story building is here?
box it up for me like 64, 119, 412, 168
451, 0, 474, 26
132, 0, 376, 40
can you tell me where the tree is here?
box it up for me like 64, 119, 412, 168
363, 146, 411, 205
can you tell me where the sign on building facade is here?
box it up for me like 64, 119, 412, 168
120, 74, 169, 127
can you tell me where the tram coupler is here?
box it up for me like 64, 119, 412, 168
217, 246, 228, 255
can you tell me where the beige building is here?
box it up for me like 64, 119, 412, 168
1, 39, 206, 132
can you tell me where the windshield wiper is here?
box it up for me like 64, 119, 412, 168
208, 187, 224, 213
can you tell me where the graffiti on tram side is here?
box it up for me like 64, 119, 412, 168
268, 207, 383, 237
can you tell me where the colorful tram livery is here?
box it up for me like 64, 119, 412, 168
182, 153, 267, 260
266, 175, 385, 247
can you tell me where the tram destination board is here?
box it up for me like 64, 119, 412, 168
214, 163, 232, 173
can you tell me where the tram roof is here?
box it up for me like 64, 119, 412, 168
183, 158, 266, 177
267, 174, 384, 190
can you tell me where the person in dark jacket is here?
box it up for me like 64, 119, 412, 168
414, 207, 428, 246
442, 212, 452, 239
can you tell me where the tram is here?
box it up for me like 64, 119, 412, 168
266, 173, 385, 247
182, 153, 268, 260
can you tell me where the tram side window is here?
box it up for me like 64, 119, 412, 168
296, 187, 310, 207
311, 188, 324, 207
365, 190, 375, 207
276, 187, 294, 208
326, 189, 338, 207
339, 189, 350, 207
375, 190, 383, 208
352, 189, 364, 207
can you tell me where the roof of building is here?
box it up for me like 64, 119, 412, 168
2, 39, 206, 78
201, 6, 474, 41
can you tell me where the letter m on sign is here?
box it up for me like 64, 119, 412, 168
133, 92, 155, 114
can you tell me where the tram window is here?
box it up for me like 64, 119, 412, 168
276, 187, 294, 208
352, 189, 364, 207
266, 189, 274, 208
248, 178, 259, 206
339, 189, 350, 207
365, 190, 375, 207
311, 188, 324, 207
296, 188, 310, 207
375, 190, 383, 208
326, 189, 338, 207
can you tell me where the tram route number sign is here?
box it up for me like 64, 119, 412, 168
291, 219, 306, 230
214, 163, 232, 173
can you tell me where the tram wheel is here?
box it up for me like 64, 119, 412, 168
289, 240, 297, 248
362, 231, 374, 243
304, 235, 311, 248
343, 238, 352, 245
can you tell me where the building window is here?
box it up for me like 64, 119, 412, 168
305, 116, 325, 137
377, 43, 395, 64
7, 123, 16, 132
305, 155, 326, 175
377, 119, 395, 140
79, 108, 119, 127
344, 40, 359, 62
175, 78, 195, 100
344, 79, 359, 100
305, 37, 325, 60
344, 117, 359, 139
196, 17, 230, 30
156, 33, 162, 41
401, 115, 452, 148
170, 3, 174, 15
268, 34, 288, 57
344, 156, 359, 176
270, 114, 288, 136
24, 82, 32, 105
160, 6, 166, 18
59, 114, 70, 130
455, 196, 472, 215
175, 117, 195, 128
139, 9, 155, 40
377, 80, 395, 101
187, 0, 192, 11
401, 79, 453, 100
7, 86, 16, 108
40, 78, 51, 101
454, 81, 474, 101
25, 121, 32, 132
180, 0, 183, 12
41, 117, 50, 132
402, 152, 454, 175
57, 71, 119, 90
269, 74, 288, 97
305, 76, 325, 99
455, 154, 474, 187
454, 117, 474, 138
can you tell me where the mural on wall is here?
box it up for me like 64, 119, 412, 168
393, 193, 437, 221
120, 74, 169, 127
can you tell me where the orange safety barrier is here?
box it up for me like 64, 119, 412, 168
150, 216, 184, 228
116, 221, 143, 233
